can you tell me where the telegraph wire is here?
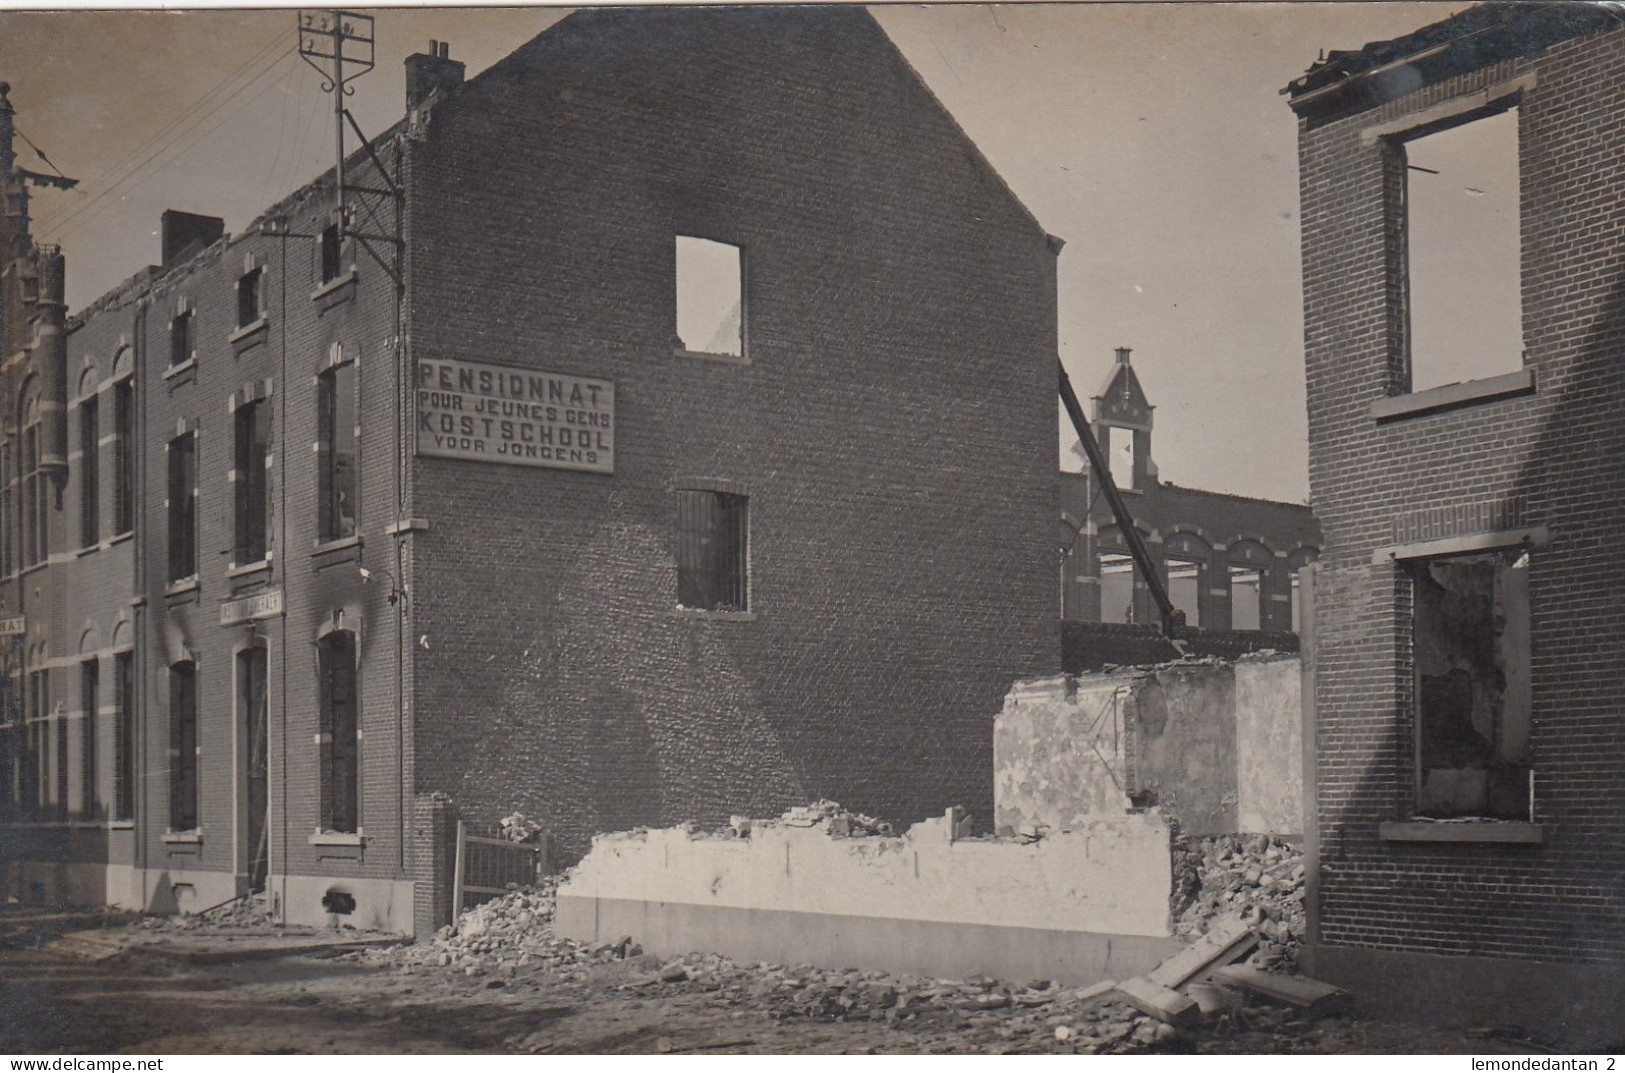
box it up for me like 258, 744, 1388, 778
34, 35, 293, 238
45, 47, 298, 244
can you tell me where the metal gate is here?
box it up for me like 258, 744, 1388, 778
451, 821, 548, 916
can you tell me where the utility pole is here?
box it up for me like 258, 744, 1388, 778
297, 10, 376, 229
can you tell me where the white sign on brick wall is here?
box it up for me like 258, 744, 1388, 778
415, 358, 614, 475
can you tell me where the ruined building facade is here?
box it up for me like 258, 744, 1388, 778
1059, 348, 1320, 634
1289, 2, 1625, 1036
0, 8, 1061, 934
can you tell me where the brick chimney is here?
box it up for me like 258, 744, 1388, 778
406, 40, 464, 111
161, 209, 225, 268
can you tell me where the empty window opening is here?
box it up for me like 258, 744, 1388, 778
319, 631, 360, 834
113, 380, 134, 535
1099, 552, 1136, 624
113, 651, 135, 822
169, 661, 198, 831
1165, 558, 1202, 628
239, 646, 270, 891
1108, 429, 1135, 491
675, 237, 742, 357
1229, 566, 1263, 631
237, 267, 263, 328
318, 362, 358, 541
320, 223, 343, 284
676, 489, 749, 612
1404, 107, 1522, 392
78, 659, 98, 819
234, 401, 270, 564
167, 432, 197, 582
170, 310, 194, 367
2, 442, 13, 577
79, 394, 99, 548
1412, 550, 1531, 820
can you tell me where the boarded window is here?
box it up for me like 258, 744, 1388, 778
318, 631, 359, 833
238, 267, 263, 328
1404, 107, 1522, 392
167, 433, 197, 582
676, 489, 748, 612
1412, 551, 1531, 820
168, 661, 198, 831
79, 658, 98, 818
675, 236, 743, 357
234, 401, 269, 564
113, 380, 134, 535
1099, 552, 1135, 624
113, 651, 135, 822
170, 310, 193, 367
318, 363, 357, 541
80, 395, 99, 548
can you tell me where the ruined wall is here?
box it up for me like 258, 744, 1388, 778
555, 813, 1179, 984
407, 7, 1059, 859
995, 656, 1301, 838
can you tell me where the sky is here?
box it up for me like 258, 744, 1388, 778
0, 1, 1472, 504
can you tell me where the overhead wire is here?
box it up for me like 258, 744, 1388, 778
34, 35, 294, 240
32, 26, 288, 232
44, 47, 298, 244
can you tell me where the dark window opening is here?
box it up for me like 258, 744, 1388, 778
168, 661, 198, 831
234, 401, 269, 564
113, 380, 134, 535
167, 433, 197, 582
318, 631, 359, 834
79, 659, 98, 818
53, 698, 67, 820
320, 224, 342, 284
1403, 107, 1523, 393
318, 363, 357, 541
1412, 550, 1531, 820
676, 489, 748, 612
80, 395, 99, 548
113, 651, 134, 822
675, 236, 743, 357
237, 267, 263, 328
22, 421, 41, 569
239, 645, 269, 891
1, 442, 13, 576
170, 310, 194, 367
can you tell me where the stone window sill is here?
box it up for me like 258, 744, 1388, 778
107, 819, 136, 830
309, 830, 365, 846
162, 830, 203, 844
673, 347, 751, 367
1378, 820, 1546, 844
311, 268, 358, 303
228, 318, 270, 347
108, 530, 135, 548
675, 606, 757, 622
227, 557, 273, 579
1370, 368, 1535, 422
165, 577, 200, 597
312, 534, 362, 555
162, 357, 198, 382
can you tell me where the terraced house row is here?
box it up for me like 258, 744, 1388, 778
0, 7, 1061, 935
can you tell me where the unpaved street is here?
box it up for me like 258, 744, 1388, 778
0, 907, 1555, 1056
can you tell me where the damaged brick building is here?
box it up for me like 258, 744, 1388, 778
0, 8, 1061, 934
1289, 1, 1625, 1037
1059, 347, 1320, 663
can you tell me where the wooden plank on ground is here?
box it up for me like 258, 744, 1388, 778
1146, 916, 1258, 990
1113, 976, 1201, 1025
1210, 965, 1347, 1012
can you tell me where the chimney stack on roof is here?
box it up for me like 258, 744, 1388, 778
406, 39, 465, 111
160, 209, 225, 268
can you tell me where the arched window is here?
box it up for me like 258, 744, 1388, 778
318, 630, 359, 833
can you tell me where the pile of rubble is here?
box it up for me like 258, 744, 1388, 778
1172, 834, 1306, 972
776, 799, 893, 837
136, 892, 283, 932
